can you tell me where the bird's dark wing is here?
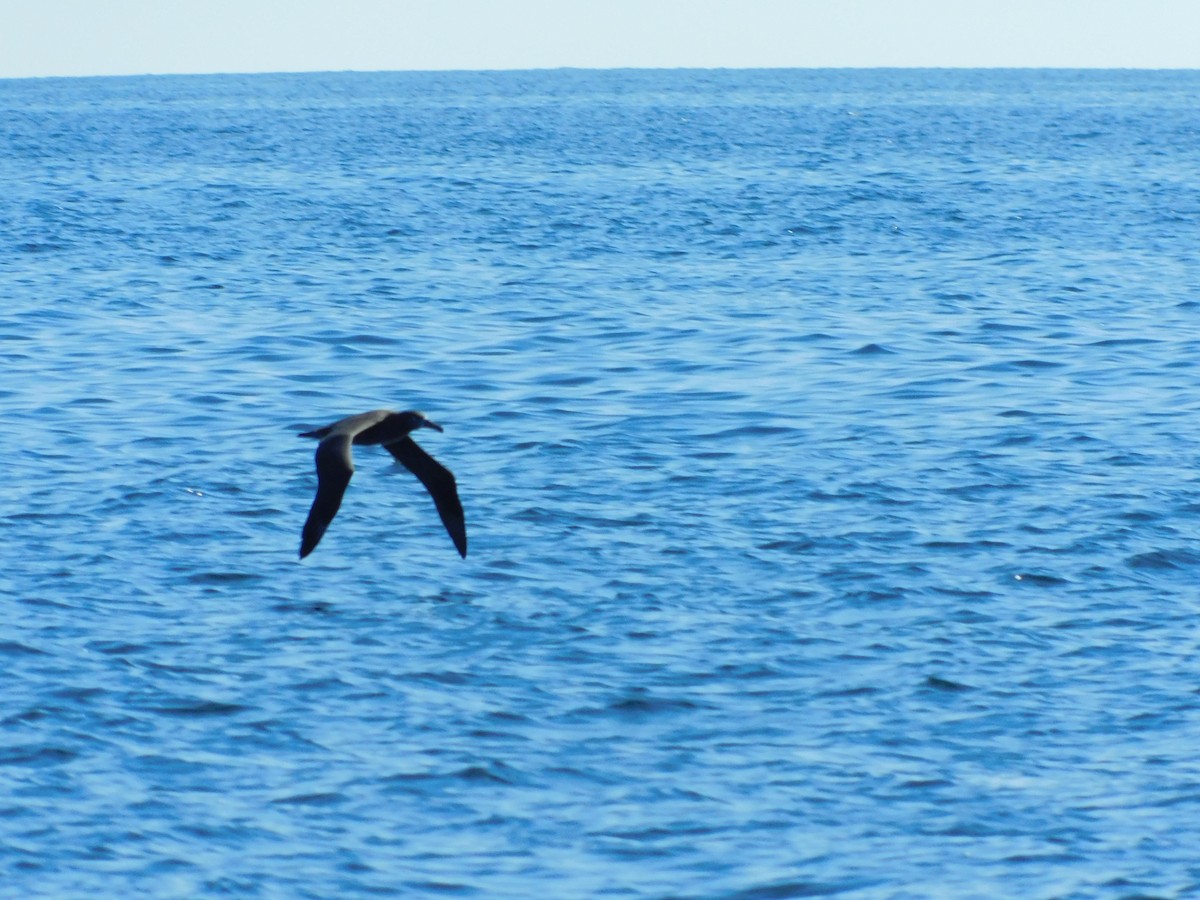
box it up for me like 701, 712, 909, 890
300, 434, 355, 559
384, 437, 467, 558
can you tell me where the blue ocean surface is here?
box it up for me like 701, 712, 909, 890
3, 68, 1200, 897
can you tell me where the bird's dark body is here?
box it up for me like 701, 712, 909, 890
298, 409, 467, 560
301, 415, 415, 446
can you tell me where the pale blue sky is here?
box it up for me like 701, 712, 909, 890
2, 0, 1197, 78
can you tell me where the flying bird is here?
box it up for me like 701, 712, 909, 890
297, 409, 467, 560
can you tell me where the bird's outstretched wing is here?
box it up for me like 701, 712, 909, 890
384, 437, 467, 558
300, 434, 355, 559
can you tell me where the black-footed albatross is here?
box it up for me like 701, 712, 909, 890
298, 409, 466, 560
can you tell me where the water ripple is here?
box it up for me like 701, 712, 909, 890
3, 67, 1200, 899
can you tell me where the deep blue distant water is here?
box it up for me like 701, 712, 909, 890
3, 68, 1200, 898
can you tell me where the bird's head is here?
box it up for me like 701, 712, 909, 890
399, 410, 444, 433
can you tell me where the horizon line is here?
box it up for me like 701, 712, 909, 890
4, 63, 1199, 82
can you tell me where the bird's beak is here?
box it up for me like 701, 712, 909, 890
423, 418, 444, 433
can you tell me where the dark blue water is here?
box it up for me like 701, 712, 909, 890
3, 68, 1200, 897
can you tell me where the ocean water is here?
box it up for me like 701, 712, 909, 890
3, 67, 1200, 897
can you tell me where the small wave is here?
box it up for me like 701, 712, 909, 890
924, 675, 973, 693
700, 424, 798, 440
1011, 572, 1069, 586
970, 359, 1065, 372
0, 745, 78, 767
270, 792, 346, 806
185, 571, 264, 584
1127, 549, 1200, 571
145, 701, 252, 717
1088, 338, 1161, 347
0, 641, 47, 656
